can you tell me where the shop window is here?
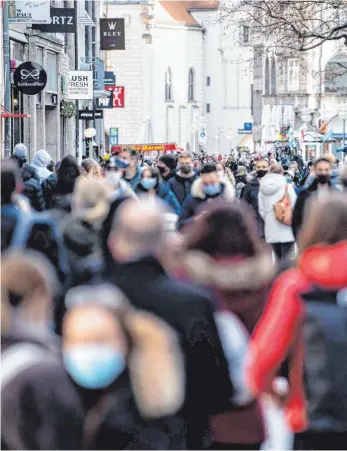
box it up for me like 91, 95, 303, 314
188, 68, 195, 101
165, 67, 173, 101
46, 52, 58, 92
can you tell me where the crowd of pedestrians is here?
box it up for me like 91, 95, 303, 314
1, 143, 347, 450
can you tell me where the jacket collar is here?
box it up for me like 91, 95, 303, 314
182, 250, 275, 291
174, 171, 196, 182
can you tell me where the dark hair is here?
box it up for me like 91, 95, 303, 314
123, 148, 139, 159
314, 157, 331, 168
1, 160, 21, 204
184, 202, 263, 258
269, 164, 283, 174
56, 155, 81, 195
298, 193, 347, 253
10, 154, 25, 169
47, 160, 55, 172
307, 160, 314, 168
142, 166, 160, 180
200, 162, 217, 174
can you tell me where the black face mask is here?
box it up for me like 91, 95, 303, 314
256, 169, 267, 178
342, 178, 347, 188
158, 165, 167, 175
180, 164, 192, 175
317, 174, 330, 184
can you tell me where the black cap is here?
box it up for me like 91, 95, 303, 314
200, 162, 217, 174
159, 153, 177, 171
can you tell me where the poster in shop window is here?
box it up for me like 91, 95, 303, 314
67, 71, 93, 100
9, 0, 51, 24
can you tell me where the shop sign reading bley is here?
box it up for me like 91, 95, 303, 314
67, 71, 93, 100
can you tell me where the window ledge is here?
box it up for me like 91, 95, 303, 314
165, 99, 175, 104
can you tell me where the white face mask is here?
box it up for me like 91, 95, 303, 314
106, 171, 122, 187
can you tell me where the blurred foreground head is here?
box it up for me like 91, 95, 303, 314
63, 284, 184, 417
182, 202, 275, 291
1, 251, 57, 334
108, 196, 169, 263
298, 193, 347, 253
1, 160, 21, 205
72, 177, 111, 225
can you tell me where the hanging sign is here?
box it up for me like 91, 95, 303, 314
100, 18, 125, 50
67, 70, 93, 100
112, 86, 125, 108
79, 109, 103, 120
104, 71, 116, 87
33, 7, 76, 33
109, 127, 119, 145
96, 94, 114, 109
9, 0, 51, 24
14, 61, 47, 95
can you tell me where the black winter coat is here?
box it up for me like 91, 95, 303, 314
103, 257, 233, 449
241, 177, 265, 238
1, 203, 19, 251
21, 164, 46, 211
168, 172, 197, 206
292, 179, 337, 238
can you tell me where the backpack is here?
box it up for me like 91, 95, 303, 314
214, 310, 253, 406
6, 211, 70, 282
273, 184, 292, 225
301, 288, 347, 433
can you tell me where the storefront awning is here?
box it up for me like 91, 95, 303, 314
0, 105, 30, 118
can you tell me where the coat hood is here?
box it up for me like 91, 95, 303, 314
32, 149, 51, 168
191, 177, 235, 201
259, 173, 286, 196
182, 250, 275, 291
174, 170, 196, 182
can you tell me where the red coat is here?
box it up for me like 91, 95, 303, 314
247, 241, 347, 433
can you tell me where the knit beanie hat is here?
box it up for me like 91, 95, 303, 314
159, 153, 177, 171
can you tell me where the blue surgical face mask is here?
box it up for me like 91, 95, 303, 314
203, 183, 220, 196
141, 177, 157, 190
63, 344, 126, 390
117, 159, 130, 169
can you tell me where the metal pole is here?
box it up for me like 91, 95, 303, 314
3, 1, 12, 157
74, 0, 79, 159
343, 119, 346, 147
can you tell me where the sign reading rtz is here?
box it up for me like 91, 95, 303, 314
34, 8, 76, 33
104, 86, 125, 108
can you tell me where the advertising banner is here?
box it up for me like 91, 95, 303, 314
100, 18, 125, 50
67, 71, 93, 100
111, 143, 177, 153
33, 7, 76, 33
9, 0, 50, 24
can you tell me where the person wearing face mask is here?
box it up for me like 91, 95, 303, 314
241, 159, 269, 238
179, 163, 235, 230
216, 162, 236, 186
104, 156, 137, 201
1, 251, 83, 450
61, 284, 186, 450
168, 152, 198, 206
157, 153, 177, 181
119, 149, 143, 189
136, 167, 181, 214
292, 157, 338, 239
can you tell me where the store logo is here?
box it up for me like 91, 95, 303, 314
108, 21, 117, 30
20, 69, 39, 80
100, 18, 125, 50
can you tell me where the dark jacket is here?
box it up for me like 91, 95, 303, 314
179, 178, 235, 230
292, 179, 337, 238
1, 203, 19, 251
168, 171, 198, 206
124, 166, 142, 190
42, 174, 74, 214
103, 257, 233, 449
181, 252, 274, 446
21, 164, 46, 212
136, 181, 181, 215
62, 216, 101, 267
241, 177, 265, 238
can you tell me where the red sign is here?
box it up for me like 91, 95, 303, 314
105, 85, 124, 108
111, 143, 177, 153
